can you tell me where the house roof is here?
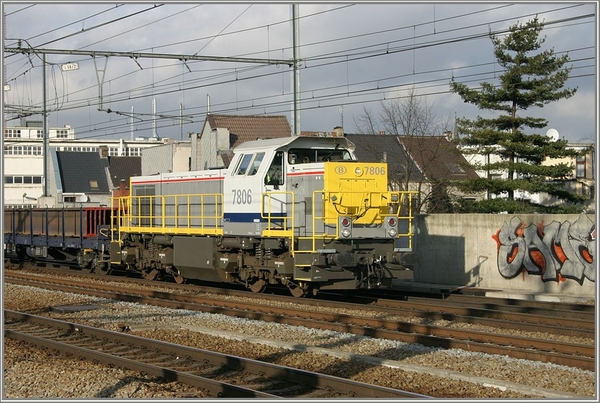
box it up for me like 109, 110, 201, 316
56, 151, 110, 194
344, 134, 424, 182
205, 114, 292, 149
398, 135, 479, 181
108, 156, 141, 188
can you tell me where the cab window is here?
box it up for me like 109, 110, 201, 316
236, 154, 253, 175
288, 148, 351, 164
248, 152, 265, 176
265, 151, 284, 186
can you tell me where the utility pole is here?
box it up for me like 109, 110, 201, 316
291, 4, 300, 136
42, 53, 48, 197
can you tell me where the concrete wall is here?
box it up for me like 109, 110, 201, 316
413, 214, 596, 299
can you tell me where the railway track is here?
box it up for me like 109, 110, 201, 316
4, 310, 427, 399
5, 269, 595, 371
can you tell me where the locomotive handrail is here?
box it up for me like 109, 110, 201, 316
260, 191, 295, 240
295, 190, 417, 255
110, 187, 415, 261
259, 189, 417, 258
112, 193, 224, 239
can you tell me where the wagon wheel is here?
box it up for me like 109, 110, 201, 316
248, 278, 267, 293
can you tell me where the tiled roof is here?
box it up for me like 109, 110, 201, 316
205, 114, 291, 149
344, 134, 424, 182
398, 136, 479, 181
108, 156, 142, 187
56, 152, 110, 194
218, 151, 234, 168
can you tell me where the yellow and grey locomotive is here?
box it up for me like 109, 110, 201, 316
112, 135, 417, 296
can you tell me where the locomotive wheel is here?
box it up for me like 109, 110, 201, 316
249, 278, 267, 293
173, 274, 186, 284
287, 282, 306, 298
90, 259, 111, 275
143, 269, 160, 281
97, 265, 112, 275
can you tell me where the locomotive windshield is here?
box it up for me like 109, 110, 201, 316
287, 148, 351, 164
235, 152, 265, 176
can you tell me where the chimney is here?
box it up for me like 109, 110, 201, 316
379, 131, 385, 135
99, 145, 109, 158
332, 126, 344, 137
119, 179, 127, 192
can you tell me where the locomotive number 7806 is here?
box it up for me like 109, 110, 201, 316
232, 189, 253, 204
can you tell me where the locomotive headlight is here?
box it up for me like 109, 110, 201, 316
354, 167, 363, 176
340, 216, 352, 238
386, 217, 397, 237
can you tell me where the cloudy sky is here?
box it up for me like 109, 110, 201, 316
3, 2, 597, 144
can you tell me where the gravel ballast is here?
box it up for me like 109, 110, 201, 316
3, 283, 596, 399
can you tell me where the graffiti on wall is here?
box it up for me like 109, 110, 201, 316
492, 215, 596, 284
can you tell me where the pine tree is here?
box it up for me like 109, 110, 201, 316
450, 16, 586, 213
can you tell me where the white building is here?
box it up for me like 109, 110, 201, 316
141, 141, 191, 175
459, 141, 595, 210
3, 120, 180, 207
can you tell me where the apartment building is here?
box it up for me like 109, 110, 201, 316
3, 120, 176, 207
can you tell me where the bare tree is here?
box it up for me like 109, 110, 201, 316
352, 87, 457, 213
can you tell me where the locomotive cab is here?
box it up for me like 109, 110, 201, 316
223, 137, 355, 237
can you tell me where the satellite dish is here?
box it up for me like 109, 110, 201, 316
546, 128, 559, 142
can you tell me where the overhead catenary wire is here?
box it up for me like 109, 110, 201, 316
3, 3, 595, 139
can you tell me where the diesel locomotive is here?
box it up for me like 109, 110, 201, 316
4, 135, 418, 296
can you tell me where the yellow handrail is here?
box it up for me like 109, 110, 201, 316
112, 193, 224, 236
112, 189, 416, 256
260, 190, 417, 256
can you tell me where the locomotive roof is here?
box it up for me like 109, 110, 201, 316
233, 135, 355, 153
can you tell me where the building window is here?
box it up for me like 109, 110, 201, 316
4, 129, 22, 138
90, 180, 99, 190
4, 175, 43, 184
3, 145, 43, 155
126, 147, 141, 156
576, 155, 586, 178
64, 196, 76, 203
37, 130, 43, 138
